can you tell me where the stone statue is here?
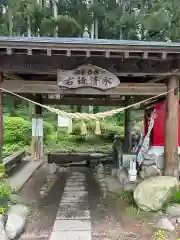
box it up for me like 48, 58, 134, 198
112, 134, 124, 168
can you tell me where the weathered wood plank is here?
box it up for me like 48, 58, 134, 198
0, 55, 175, 75
3, 150, 26, 174
2, 80, 167, 96
41, 98, 125, 106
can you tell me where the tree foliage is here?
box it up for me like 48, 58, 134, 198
0, 0, 178, 42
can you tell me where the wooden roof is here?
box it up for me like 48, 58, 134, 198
0, 36, 179, 78
1, 37, 178, 101
0, 37, 180, 52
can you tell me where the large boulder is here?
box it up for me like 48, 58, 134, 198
133, 176, 179, 212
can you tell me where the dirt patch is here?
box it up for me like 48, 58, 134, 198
100, 193, 154, 240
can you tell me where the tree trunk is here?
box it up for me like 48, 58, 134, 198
8, 8, 13, 36
53, 0, 58, 37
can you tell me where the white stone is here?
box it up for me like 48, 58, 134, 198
8, 204, 29, 218
155, 217, 175, 232
5, 213, 25, 239
166, 204, 180, 218
0, 216, 8, 239
50, 231, 92, 240
133, 176, 179, 211
53, 219, 91, 231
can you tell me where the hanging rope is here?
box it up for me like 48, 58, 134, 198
136, 110, 156, 165
1, 87, 178, 121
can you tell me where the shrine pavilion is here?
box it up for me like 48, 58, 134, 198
0, 36, 180, 176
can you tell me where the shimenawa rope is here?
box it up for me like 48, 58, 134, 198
0, 87, 177, 120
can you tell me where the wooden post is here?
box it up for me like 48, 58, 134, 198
124, 96, 132, 152
31, 94, 43, 159
0, 73, 3, 163
164, 75, 179, 178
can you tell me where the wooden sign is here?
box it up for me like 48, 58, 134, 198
57, 64, 120, 90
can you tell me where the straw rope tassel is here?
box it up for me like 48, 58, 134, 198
95, 120, 101, 135
67, 118, 73, 134
81, 120, 87, 135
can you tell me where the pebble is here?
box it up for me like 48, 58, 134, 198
166, 204, 180, 217
155, 217, 175, 231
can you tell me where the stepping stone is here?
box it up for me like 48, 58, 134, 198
50, 231, 92, 240
58, 202, 90, 212
53, 219, 91, 231
65, 183, 85, 187
68, 176, 85, 179
64, 186, 85, 192
60, 195, 88, 203
56, 209, 90, 220
72, 172, 84, 176
66, 180, 85, 184
63, 191, 88, 197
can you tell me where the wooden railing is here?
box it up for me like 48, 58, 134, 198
3, 151, 26, 174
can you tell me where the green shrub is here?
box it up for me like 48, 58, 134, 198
0, 182, 11, 212
43, 121, 55, 142
118, 190, 134, 200
163, 188, 180, 209
4, 117, 31, 144
44, 121, 54, 136
3, 142, 26, 158
4, 116, 55, 146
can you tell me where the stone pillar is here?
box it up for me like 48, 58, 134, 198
164, 75, 179, 178
0, 73, 3, 163
31, 94, 43, 159
124, 96, 132, 152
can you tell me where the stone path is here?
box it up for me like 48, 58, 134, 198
49, 171, 92, 240
20, 164, 153, 240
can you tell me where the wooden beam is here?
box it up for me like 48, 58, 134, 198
164, 75, 179, 179
41, 98, 125, 106
2, 80, 167, 96
0, 55, 175, 75
147, 69, 180, 83
0, 73, 3, 163
35, 94, 43, 114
